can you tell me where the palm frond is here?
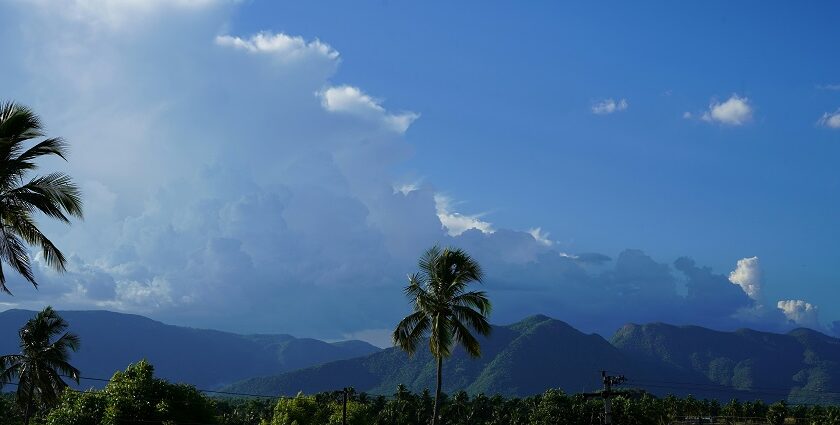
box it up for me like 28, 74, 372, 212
4, 209, 67, 271
6, 172, 84, 222
452, 291, 492, 316
451, 317, 482, 358
452, 305, 492, 337
0, 231, 35, 287
393, 311, 430, 355
16, 138, 68, 162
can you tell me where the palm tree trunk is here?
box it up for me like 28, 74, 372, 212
23, 383, 34, 425
432, 355, 442, 425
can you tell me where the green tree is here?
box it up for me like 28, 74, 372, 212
0, 101, 83, 294
43, 390, 106, 425
0, 307, 80, 425
392, 245, 492, 425
101, 360, 216, 425
766, 401, 788, 425
271, 393, 329, 425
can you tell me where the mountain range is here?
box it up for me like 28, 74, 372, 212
3, 309, 840, 403
0, 309, 380, 390
225, 315, 840, 403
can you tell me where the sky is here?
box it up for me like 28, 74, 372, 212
0, 0, 838, 347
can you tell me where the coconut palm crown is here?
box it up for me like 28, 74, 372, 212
0, 306, 80, 425
0, 101, 83, 294
393, 245, 492, 425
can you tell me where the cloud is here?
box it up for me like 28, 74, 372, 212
434, 194, 494, 236
24, 0, 231, 30
591, 98, 628, 115
818, 109, 840, 129
318, 85, 419, 133
729, 256, 761, 300
701, 94, 753, 126
527, 228, 553, 246
215, 32, 339, 62
777, 299, 820, 329
0, 2, 824, 344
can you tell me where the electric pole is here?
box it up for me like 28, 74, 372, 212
583, 371, 627, 425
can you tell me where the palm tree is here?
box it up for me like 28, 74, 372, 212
0, 101, 83, 294
0, 306, 80, 425
393, 245, 492, 425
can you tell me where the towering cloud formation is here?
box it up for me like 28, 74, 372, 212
0, 1, 824, 342
729, 256, 761, 300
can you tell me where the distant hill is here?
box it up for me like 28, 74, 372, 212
612, 322, 840, 404
0, 309, 380, 390
224, 315, 840, 402
222, 315, 708, 398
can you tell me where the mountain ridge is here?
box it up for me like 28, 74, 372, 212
0, 309, 380, 390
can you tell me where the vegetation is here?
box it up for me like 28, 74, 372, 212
8, 375, 840, 425
393, 245, 492, 425
0, 101, 83, 294
0, 307, 80, 425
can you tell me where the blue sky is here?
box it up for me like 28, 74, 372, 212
0, 1, 838, 346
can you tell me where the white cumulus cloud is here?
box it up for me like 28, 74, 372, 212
701, 94, 753, 126
528, 227, 553, 246
591, 98, 628, 115
818, 109, 840, 129
777, 299, 820, 328
215, 32, 339, 62
434, 194, 494, 236
319, 85, 419, 133
729, 256, 761, 300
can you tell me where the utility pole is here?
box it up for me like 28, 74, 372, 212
601, 370, 626, 425
583, 371, 626, 425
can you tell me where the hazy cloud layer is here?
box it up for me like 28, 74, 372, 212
0, 2, 824, 343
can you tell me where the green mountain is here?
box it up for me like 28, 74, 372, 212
0, 309, 379, 390
224, 316, 840, 402
222, 315, 704, 398
613, 322, 840, 404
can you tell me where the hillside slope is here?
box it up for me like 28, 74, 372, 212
223, 315, 702, 397
612, 322, 840, 403
0, 309, 379, 389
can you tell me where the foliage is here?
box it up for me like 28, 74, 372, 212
43, 360, 217, 425
12, 373, 840, 425
0, 393, 24, 425
0, 101, 83, 294
0, 307, 80, 425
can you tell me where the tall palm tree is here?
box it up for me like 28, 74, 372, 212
0, 306, 80, 425
0, 101, 83, 294
393, 245, 492, 425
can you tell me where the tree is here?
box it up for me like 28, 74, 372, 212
392, 245, 492, 425
0, 101, 83, 294
0, 306, 80, 425
44, 360, 217, 425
